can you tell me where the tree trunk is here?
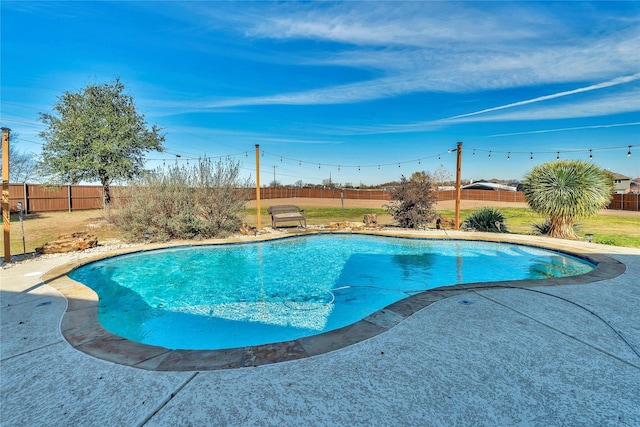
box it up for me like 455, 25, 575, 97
549, 215, 577, 239
102, 181, 111, 206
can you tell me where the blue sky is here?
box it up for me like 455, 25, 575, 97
1, 1, 639, 186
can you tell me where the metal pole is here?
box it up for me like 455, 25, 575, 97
255, 145, 261, 229
455, 142, 463, 231
2, 128, 11, 262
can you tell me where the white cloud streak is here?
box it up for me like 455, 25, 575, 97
488, 122, 640, 138
441, 75, 640, 122
154, 2, 640, 134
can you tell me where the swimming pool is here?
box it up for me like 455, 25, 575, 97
68, 234, 594, 350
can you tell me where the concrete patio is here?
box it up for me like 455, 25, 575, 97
1, 232, 639, 426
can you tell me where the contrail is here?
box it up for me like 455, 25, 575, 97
489, 122, 640, 138
443, 73, 640, 121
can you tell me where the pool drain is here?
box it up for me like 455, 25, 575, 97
459, 300, 474, 305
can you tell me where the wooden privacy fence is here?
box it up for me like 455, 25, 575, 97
4, 183, 639, 213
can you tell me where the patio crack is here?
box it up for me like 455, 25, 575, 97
472, 289, 640, 370
137, 371, 199, 426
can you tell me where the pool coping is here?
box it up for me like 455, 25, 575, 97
42, 230, 626, 371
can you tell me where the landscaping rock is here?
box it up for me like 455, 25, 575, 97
436, 217, 455, 230
363, 213, 378, 226
328, 221, 365, 230
239, 223, 257, 236
35, 232, 98, 254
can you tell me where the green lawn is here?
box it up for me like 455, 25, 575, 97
248, 206, 640, 248
439, 207, 640, 248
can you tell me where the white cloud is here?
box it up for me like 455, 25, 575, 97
444, 74, 640, 121
149, 1, 640, 127
489, 122, 640, 138
445, 88, 640, 123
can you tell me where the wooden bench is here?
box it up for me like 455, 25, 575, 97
267, 205, 307, 229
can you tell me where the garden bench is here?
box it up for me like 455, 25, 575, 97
267, 205, 307, 229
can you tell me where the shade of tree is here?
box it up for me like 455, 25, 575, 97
522, 160, 613, 239
385, 171, 437, 228
39, 78, 164, 205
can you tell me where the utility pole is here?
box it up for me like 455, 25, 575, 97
2, 128, 11, 262
255, 144, 261, 229
273, 165, 276, 187
455, 141, 463, 231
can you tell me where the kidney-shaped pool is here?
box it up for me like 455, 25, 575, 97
68, 234, 594, 350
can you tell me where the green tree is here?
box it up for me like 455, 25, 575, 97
39, 78, 164, 205
523, 160, 613, 239
385, 171, 437, 228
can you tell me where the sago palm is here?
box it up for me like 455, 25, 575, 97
522, 160, 613, 239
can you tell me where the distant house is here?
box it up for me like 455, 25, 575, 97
610, 172, 631, 194
462, 181, 518, 191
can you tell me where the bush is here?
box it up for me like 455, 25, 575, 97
384, 171, 437, 229
531, 219, 552, 235
463, 207, 508, 233
111, 158, 251, 242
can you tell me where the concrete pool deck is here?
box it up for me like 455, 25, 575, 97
1, 230, 639, 426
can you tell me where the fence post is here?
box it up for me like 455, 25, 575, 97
23, 182, 28, 215
68, 185, 72, 212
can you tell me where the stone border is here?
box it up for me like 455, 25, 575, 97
43, 231, 626, 371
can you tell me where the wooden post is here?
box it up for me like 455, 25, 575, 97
455, 142, 462, 231
2, 128, 11, 262
23, 182, 28, 215
255, 144, 261, 229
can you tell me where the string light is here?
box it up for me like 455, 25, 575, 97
163, 144, 636, 184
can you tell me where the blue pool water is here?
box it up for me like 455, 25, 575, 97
68, 234, 594, 350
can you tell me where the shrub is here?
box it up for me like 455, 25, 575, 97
463, 207, 508, 233
111, 158, 251, 242
531, 219, 552, 235
384, 171, 437, 229
523, 160, 613, 239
